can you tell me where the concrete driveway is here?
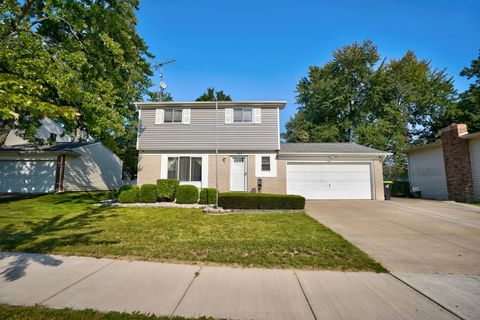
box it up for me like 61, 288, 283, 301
306, 198, 480, 274
306, 198, 480, 320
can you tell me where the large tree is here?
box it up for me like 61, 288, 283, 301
284, 40, 456, 176
196, 87, 232, 101
0, 0, 153, 161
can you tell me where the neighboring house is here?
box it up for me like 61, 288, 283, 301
4, 118, 72, 145
136, 101, 390, 200
0, 120, 123, 193
406, 122, 480, 202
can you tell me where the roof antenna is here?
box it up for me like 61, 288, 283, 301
153, 59, 175, 101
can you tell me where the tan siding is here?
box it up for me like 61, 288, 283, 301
373, 160, 384, 200
138, 107, 278, 150
137, 154, 161, 186
247, 157, 286, 194
63, 143, 123, 191
208, 155, 230, 192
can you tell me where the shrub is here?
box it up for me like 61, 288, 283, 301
118, 185, 139, 203
219, 193, 305, 210
139, 184, 157, 203
176, 185, 199, 204
199, 188, 217, 205
156, 179, 179, 202
391, 181, 410, 197
117, 184, 135, 196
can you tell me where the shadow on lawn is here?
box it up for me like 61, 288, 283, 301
0, 206, 118, 282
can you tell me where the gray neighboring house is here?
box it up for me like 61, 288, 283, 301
136, 101, 390, 200
0, 120, 122, 193
406, 122, 480, 202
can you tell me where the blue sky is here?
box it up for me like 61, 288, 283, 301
136, 0, 480, 132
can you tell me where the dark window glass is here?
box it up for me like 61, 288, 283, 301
191, 157, 202, 181
167, 157, 178, 179
234, 109, 242, 122
243, 108, 252, 122
164, 109, 173, 123
261, 156, 270, 171
173, 109, 183, 122
179, 157, 191, 181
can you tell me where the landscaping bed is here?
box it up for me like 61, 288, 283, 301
0, 192, 385, 272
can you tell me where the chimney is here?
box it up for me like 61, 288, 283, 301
440, 123, 475, 202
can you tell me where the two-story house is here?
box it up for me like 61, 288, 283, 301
136, 101, 389, 200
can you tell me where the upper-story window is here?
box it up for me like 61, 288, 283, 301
164, 109, 182, 123
233, 108, 253, 123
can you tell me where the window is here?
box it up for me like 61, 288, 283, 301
164, 109, 182, 123
233, 108, 253, 123
49, 133, 57, 141
167, 157, 202, 181
261, 156, 271, 171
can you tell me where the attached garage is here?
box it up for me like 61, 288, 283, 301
0, 160, 56, 193
280, 143, 389, 200
287, 163, 372, 200
0, 142, 123, 194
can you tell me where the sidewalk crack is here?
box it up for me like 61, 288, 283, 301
171, 266, 202, 317
294, 270, 318, 320
39, 259, 116, 305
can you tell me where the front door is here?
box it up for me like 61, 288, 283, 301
230, 156, 247, 191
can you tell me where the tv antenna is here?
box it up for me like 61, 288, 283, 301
153, 59, 175, 100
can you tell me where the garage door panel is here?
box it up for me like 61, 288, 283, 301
0, 160, 56, 193
287, 163, 372, 200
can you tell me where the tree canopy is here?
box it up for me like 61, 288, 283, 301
196, 87, 232, 101
283, 40, 457, 176
0, 0, 153, 169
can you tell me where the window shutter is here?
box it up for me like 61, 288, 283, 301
253, 108, 262, 124
225, 108, 233, 124
155, 109, 164, 124
182, 108, 191, 124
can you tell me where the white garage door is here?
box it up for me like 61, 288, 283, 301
287, 163, 372, 200
0, 160, 56, 193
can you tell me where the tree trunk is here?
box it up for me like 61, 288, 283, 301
0, 120, 14, 146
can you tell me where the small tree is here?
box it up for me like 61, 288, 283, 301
196, 88, 232, 101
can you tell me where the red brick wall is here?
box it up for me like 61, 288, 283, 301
440, 124, 475, 202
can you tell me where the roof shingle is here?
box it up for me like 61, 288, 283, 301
280, 143, 388, 154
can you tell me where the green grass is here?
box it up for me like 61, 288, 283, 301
0, 304, 211, 319
0, 192, 385, 272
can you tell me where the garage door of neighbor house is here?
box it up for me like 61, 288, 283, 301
0, 160, 56, 193
287, 163, 372, 200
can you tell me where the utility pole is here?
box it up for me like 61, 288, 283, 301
215, 99, 219, 208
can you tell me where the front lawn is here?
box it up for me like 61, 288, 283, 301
0, 304, 210, 320
0, 193, 385, 271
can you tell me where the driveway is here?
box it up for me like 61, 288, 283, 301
306, 198, 480, 274
306, 198, 480, 320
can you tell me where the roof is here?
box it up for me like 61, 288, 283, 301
280, 143, 389, 154
405, 140, 443, 154
133, 101, 287, 110
460, 132, 480, 140
0, 141, 97, 154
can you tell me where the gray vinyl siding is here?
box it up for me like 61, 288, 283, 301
138, 107, 279, 150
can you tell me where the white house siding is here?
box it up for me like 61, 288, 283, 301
63, 142, 123, 191
408, 146, 448, 200
4, 118, 71, 146
469, 139, 480, 201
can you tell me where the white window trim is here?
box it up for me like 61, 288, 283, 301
160, 154, 208, 188
255, 154, 277, 177
156, 108, 191, 124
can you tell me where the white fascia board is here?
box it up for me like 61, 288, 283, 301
133, 101, 287, 110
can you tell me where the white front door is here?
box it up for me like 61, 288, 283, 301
230, 156, 247, 191
287, 163, 372, 199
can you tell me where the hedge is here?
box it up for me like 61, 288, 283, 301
219, 192, 305, 210
139, 184, 157, 203
199, 188, 217, 205
118, 185, 140, 203
176, 185, 199, 204
156, 179, 179, 202
117, 184, 135, 196
391, 181, 410, 197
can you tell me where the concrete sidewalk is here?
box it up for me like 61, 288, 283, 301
0, 252, 463, 320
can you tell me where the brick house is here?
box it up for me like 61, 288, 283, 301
406, 123, 480, 202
